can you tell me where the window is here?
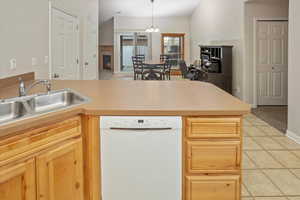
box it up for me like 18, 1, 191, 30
161, 33, 185, 67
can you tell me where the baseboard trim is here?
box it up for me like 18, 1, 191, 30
286, 130, 300, 144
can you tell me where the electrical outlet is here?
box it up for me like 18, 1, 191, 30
236, 87, 241, 93
10, 59, 17, 70
44, 56, 49, 64
32, 57, 37, 66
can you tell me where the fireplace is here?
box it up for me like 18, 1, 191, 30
99, 45, 114, 72
103, 55, 112, 70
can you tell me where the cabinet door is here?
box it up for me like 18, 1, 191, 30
186, 140, 241, 173
0, 158, 36, 200
36, 139, 84, 200
185, 175, 240, 200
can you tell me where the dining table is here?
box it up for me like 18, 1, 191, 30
142, 60, 166, 80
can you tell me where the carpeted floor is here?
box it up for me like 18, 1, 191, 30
252, 106, 288, 134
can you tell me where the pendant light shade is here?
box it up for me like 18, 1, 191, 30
145, 0, 160, 33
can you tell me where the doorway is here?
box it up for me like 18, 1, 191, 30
51, 8, 80, 80
253, 19, 288, 132
118, 32, 151, 73
255, 20, 288, 106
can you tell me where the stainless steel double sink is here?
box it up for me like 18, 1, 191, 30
0, 89, 90, 125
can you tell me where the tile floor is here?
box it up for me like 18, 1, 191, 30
242, 113, 300, 200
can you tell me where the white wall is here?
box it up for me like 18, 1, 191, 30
287, 0, 300, 140
114, 16, 191, 73
0, 0, 98, 80
244, 0, 289, 105
0, 0, 49, 79
189, 0, 245, 99
100, 18, 114, 45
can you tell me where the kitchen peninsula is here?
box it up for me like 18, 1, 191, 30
0, 79, 250, 200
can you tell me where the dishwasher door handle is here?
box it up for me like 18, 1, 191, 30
110, 127, 172, 131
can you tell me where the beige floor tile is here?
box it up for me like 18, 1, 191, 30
252, 137, 285, 150
244, 120, 253, 126
251, 119, 269, 126
263, 169, 300, 196
290, 169, 300, 179
269, 151, 300, 168
257, 126, 284, 137
292, 151, 300, 158
243, 198, 254, 200
246, 151, 283, 169
272, 137, 300, 150
243, 153, 258, 169
244, 137, 264, 150
287, 197, 300, 200
255, 197, 287, 200
243, 127, 251, 136
242, 184, 251, 197
243, 170, 282, 196
244, 126, 267, 137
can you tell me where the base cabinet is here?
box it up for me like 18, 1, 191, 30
0, 116, 84, 200
184, 117, 242, 200
0, 159, 36, 200
37, 139, 84, 200
185, 175, 241, 200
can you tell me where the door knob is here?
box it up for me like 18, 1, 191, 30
85, 62, 89, 66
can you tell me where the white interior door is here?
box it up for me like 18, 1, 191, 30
52, 8, 79, 80
82, 16, 98, 80
256, 20, 288, 105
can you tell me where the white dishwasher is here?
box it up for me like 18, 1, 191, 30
100, 116, 182, 200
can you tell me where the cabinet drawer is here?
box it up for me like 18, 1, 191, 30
186, 140, 241, 173
185, 175, 241, 200
186, 117, 241, 138
0, 116, 82, 166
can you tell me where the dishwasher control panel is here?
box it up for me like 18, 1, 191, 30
100, 116, 182, 129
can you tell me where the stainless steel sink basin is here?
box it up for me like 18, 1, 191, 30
27, 89, 88, 113
0, 89, 89, 126
0, 101, 28, 124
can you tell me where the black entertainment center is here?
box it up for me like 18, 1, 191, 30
200, 45, 233, 94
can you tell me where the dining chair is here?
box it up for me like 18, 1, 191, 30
163, 60, 172, 80
136, 54, 146, 62
142, 70, 163, 80
132, 56, 144, 80
179, 60, 197, 80
160, 55, 169, 63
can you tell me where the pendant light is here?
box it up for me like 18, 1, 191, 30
145, 0, 160, 33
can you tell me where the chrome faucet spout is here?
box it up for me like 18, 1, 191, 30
19, 79, 52, 97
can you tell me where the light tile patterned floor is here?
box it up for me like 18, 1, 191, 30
242, 114, 300, 200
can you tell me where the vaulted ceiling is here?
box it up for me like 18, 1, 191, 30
99, 0, 202, 24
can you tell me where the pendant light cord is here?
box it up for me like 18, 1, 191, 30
151, 0, 154, 27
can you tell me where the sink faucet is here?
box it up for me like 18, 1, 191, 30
19, 78, 52, 97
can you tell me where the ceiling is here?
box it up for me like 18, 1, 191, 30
99, 0, 202, 24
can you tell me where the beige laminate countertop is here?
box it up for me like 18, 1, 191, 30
0, 80, 250, 136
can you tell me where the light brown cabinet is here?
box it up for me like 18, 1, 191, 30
0, 158, 36, 200
37, 139, 84, 200
185, 175, 241, 200
0, 116, 84, 200
186, 140, 241, 173
186, 117, 241, 139
184, 117, 242, 200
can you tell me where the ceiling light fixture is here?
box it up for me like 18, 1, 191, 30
145, 0, 160, 33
